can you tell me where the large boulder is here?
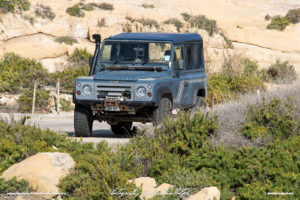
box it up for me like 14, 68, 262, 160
1, 152, 75, 195
186, 186, 220, 200
129, 177, 174, 199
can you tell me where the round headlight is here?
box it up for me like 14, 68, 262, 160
82, 85, 92, 95
136, 86, 146, 97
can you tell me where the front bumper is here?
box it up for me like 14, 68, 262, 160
74, 99, 155, 106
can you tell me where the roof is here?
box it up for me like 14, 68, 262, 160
106, 33, 203, 44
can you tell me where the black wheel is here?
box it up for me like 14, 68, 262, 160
192, 96, 206, 114
111, 122, 132, 136
153, 97, 172, 126
74, 104, 93, 137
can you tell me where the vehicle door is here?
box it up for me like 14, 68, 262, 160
181, 43, 205, 106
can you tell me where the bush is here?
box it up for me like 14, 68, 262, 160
267, 16, 290, 31
0, 119, 138, 199
206, 56, 264, 105
35, 4, 56, 21
164, 18, 183, 31
97, 18, 106, 27
241, 97, 298, 140
98, 2, 114, 11
142, 4, 154, 9
182, 13, 218, 36
126, 16, 160, 29
55, 36, 78, 45
263, 60, 298, 83
18, 87, 51, 113
66, 5, 84, 17
286, 8, 300, 24
0, 0, 30, 13
0, 53, 49, 93
0, 177, 33, 193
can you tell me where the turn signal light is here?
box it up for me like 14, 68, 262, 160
76, 91, 81, 95
147, 92, 152, 97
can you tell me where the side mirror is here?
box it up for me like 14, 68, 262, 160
178, 59, 184, 70
92, 34, 101, 43
89, 57, 94, 69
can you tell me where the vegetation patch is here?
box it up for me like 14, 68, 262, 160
98, 2, 114, 11
164, 18, 183, 31
55, 36, 78, 45
267, 15, 290, 31
266, 8, 300, 30
35, 4, 56, 21
0, 0, 30, 13
125, 16, 159, 29
260, 60, 298, 83
0, 177, 33, 194
66, 5, 84, 17
207, 56, 264, 105
142, 4, 155, 9
181, 13, 218, 36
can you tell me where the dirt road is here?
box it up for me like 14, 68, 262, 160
0, 112, 150, 147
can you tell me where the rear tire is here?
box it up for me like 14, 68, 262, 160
74, 104, 93, 137
111, 122, 133, 136
153, 97, 172, 126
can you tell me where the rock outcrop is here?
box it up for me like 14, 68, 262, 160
1, 152, 75, 197
129, 177, 174, 199
0, 0, 299, 73
186, 186, 220, 200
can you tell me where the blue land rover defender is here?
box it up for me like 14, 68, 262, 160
73, 33, 207, 136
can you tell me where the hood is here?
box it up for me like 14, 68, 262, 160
94, 70, 169, 82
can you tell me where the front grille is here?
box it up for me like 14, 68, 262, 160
96, 85, 132, 100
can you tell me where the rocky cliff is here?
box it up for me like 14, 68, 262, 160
0, 0, 299, 73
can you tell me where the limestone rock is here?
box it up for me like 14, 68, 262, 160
154, 183, 173, 194
1, 152, 75, 195
0, 33, 68, 60
129, 177, 156, 199
186, 186, 220, 200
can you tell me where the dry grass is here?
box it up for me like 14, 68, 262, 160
210, 81, 300, 148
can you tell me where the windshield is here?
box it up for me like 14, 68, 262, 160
100, 41, 172, 65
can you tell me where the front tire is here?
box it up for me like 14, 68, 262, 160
74, 104, 93, 137
153, 97, 172, 126
111, 122, 132, 136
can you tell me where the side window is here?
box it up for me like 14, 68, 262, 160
174, 46, 183, 70
185, 45, 192, 70
184, 43, 203, 70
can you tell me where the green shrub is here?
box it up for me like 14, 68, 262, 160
0, 177, 33, 193
0, 119, 139, 199
0, 0, 30, 13
60, 98, 74, 111
69, 48, 92, 66
263, 60, 298, 83
142, 4, 155, 9
206, 56, 264, 105
267, 16, 290, 31
35, 4, 56, 20
265, 14, 271, 21
99, 2, 114, 11
286, 8, 300, 24
81, 3, 95, 11
18, 87, 51, 113
164, 18, 183, 31
55, 36, 78, 45
241, 97, 299, 140
66, 5, 84, 17
0, 53, 49, 93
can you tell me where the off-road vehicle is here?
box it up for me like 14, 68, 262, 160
73, 33, 207, 136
